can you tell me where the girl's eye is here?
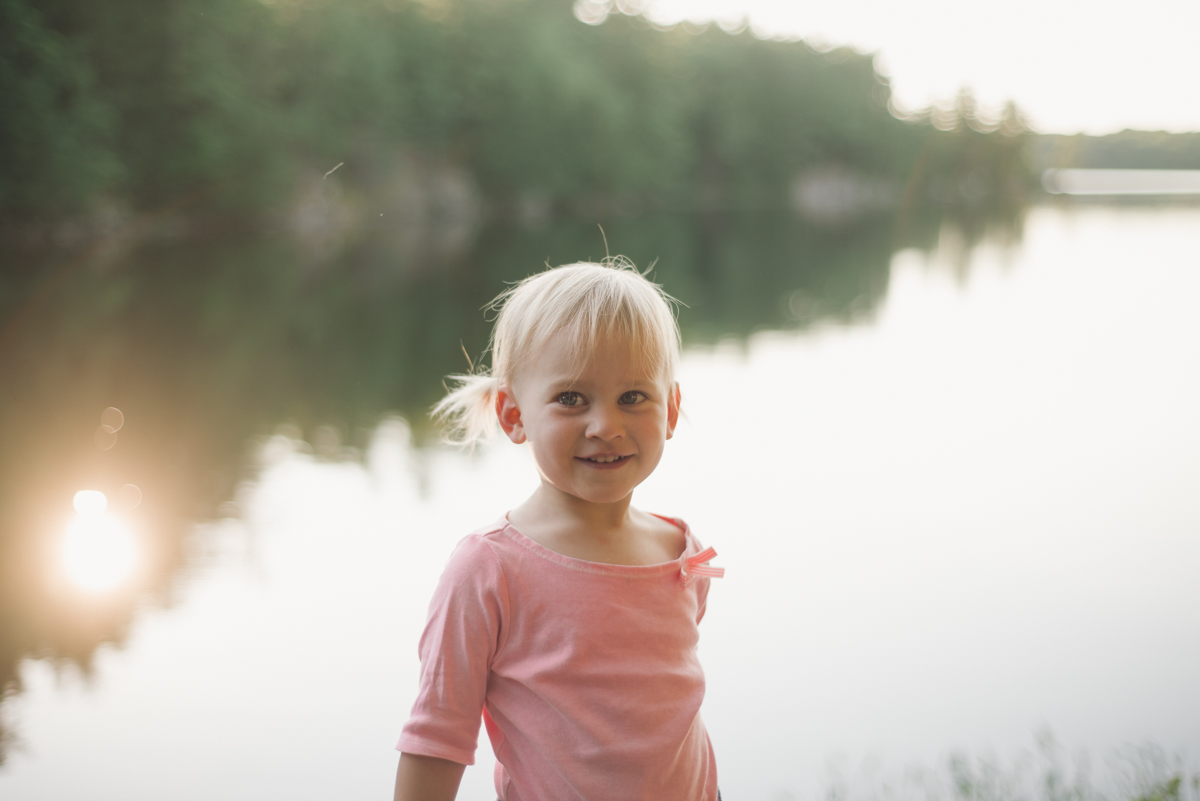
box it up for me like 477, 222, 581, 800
619, 391, 647, 405
556, 392, 583, 407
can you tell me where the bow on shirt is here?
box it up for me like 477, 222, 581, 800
681, 546, 725, 587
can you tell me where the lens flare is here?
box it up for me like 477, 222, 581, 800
118, 483, 142, 509
95, 425, 117, 450
63, 491, 138, 592
101, 407, 124, 431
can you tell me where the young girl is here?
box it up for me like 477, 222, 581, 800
394, 260, 724, 801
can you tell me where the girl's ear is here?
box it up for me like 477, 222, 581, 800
496, 385, 527, 444
665, 382, 681, 440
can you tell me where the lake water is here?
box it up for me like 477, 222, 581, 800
1, 204, 1198, 801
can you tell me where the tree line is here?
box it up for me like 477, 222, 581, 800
1032, 130, 1200, 171
0, 0, 1030, 228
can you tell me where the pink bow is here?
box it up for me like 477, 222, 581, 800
681, 546, 725, 587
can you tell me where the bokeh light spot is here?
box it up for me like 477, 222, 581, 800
101, 406, 124, 431
95, 425, 117, 450
118, 483, 142, 510
573, 0, 611, 25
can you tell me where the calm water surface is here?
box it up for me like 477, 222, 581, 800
1, 205, 1198, 801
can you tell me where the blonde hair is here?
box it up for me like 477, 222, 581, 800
433, 258, 681, 445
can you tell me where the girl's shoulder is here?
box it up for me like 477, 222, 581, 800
647, 512, 705, 554
464, 517, 510, 541
439, 519, 510, 576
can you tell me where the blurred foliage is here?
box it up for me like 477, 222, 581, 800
1134, 776, 1184, 801
0, 0, 117, 213
894, 91, 1031, 255
824, 733, 1200, 801
1, 0, 1031, 224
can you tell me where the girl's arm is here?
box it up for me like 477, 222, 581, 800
393, 752, 466, 801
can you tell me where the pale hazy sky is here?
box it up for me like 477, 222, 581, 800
633, 0, 1200, 135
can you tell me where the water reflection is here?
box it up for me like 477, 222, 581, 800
0, 204, 1018, 760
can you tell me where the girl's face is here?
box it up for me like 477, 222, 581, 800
496, 334, 680, 507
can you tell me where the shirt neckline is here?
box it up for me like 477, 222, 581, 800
497, 514, 696, 577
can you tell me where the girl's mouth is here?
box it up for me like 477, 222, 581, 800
579, 454, 631, 465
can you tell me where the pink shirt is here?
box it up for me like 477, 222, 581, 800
397, 517, 720, 801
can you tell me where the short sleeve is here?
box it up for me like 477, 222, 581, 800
683, 528, 715, 625
396, 535, 509, 765
695, 574, 711, 625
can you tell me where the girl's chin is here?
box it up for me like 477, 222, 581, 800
541, 480, 638, 507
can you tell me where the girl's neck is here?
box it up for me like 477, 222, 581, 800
506, 482, 685, 567
514, 481, 635, 537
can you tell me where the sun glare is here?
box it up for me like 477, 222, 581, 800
73, 489, 108, 515
63, 491, 138, 592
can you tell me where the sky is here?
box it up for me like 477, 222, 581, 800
621, 0, 1200, 135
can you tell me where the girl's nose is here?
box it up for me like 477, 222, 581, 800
585, 404, 625, 440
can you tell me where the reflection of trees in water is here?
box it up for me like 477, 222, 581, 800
0, 201, 1021, 761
